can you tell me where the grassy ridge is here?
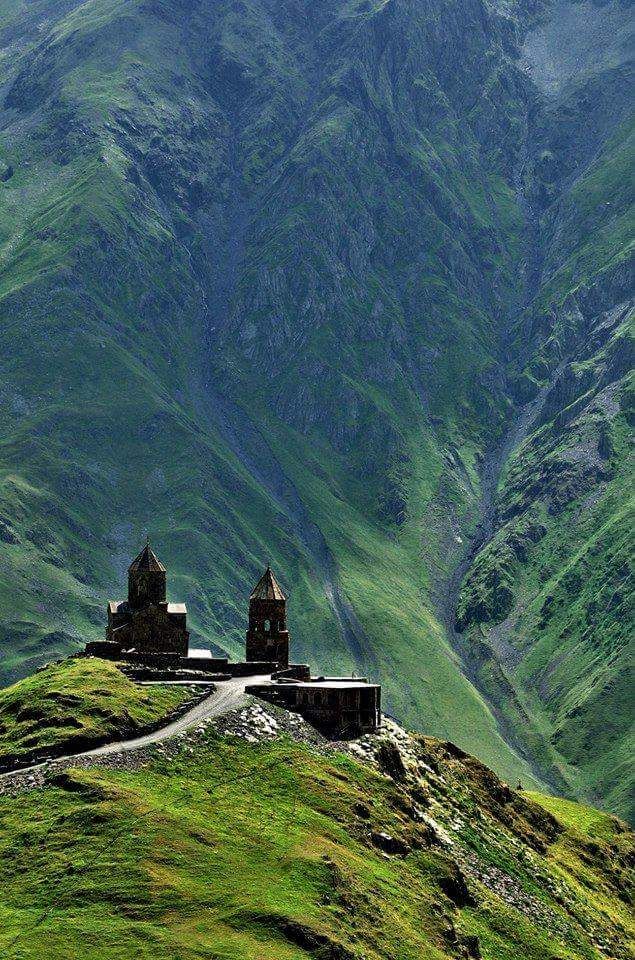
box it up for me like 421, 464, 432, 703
0, 658, 191, 765
0, 715, 631, 959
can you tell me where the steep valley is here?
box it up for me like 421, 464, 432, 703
0, 0, 632, 819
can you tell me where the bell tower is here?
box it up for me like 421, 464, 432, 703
245, 566, 289, 668
127, 541, 167, 610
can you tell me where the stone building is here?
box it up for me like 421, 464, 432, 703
247, 678, 381, 736
87, 549, 382, 736
245, 566, 289, 668
104, 543, 189, 655
244, 565, 381, 736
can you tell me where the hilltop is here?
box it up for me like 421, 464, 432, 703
0, 659, 633, 960
0, 657, 195, 768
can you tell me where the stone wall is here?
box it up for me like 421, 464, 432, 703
246, 682, 381, 737
84, 645, 276, 678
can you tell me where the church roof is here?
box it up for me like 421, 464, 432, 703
128, 543, 166, 573
250, 566, 286, 601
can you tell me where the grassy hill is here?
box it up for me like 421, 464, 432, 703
0, 662, 632, 960
0, 0, 632, 819
0, 657, 192, 767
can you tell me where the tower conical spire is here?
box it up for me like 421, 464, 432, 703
127, 541, 167, 608
246, 565, 289, 667
128, 542, 166, 573
249, 565, 286, 601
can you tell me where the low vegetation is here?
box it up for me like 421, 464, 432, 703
0, 657, 191, 767
0, 718, 632, 959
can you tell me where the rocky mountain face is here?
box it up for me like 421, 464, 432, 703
0, 0, 632, 816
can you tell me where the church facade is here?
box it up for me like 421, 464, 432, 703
105, 543, 189, 656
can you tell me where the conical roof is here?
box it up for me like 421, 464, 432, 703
128, 543, 166, 573
250, 566, 286, 601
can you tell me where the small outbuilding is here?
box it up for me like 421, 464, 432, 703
247, 677, 381, 736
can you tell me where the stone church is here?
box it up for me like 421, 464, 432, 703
87, 542, 381, 735
106, 542, 189, 655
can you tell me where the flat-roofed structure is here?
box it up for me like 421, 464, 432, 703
246, 677, 381, 736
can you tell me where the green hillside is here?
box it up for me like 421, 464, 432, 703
0, 657, 192, 766
0, 664, 632, 960
0, 0, 632, 819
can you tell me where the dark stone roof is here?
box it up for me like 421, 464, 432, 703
128, 543, 166, 573
250, 566, 286, 601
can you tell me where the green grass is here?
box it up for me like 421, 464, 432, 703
0, 715, 631, 960
0, 658, 191, 765
0, 739, 460, 959
527, 791, 622, 840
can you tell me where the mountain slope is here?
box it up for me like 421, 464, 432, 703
0, 665, 632, 960
0, 0, 632, 816
453, 0, 634, 818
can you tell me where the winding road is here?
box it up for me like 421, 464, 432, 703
0, 674, 272, 781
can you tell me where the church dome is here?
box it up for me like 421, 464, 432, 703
128, 543, 166, 573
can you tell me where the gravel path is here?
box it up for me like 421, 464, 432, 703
0, 674, 271, 785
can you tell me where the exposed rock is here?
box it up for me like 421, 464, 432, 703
438, 865, 475, 908
277, 919, 356, 960
370, 830, 411, 856
375, 740, 407, 781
